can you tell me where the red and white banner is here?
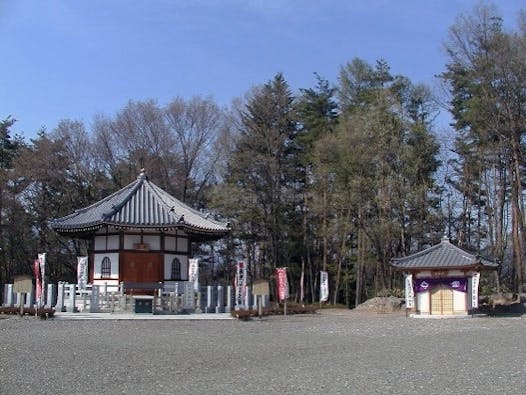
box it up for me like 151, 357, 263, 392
33, 258, 42, 303
276, 267, 289, 301
320, 271, 329, 302
235, 261, 247, 309
38, 253, 46, 296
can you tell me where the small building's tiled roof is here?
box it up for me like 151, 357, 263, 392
51, 170, 230, 239
391, 236, 497, 270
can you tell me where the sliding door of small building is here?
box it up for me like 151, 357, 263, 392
430, 285, 454, 315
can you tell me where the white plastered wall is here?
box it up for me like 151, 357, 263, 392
163, 254, 188, 280
165, 236, 189, 253
414, 269, 471, 314
93, 252, 119, 279
417, 292, 430, 314
94, 235, 119, 250
453, 289, 467, 312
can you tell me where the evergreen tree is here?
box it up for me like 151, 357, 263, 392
224, 73, 300, 284
442, 5, 526, 291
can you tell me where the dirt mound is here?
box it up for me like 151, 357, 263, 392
354, 296, 404, 313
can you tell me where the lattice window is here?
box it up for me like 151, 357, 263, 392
101, 256, 112, 278
171, 258, 181, 280
431, 286, 453, 315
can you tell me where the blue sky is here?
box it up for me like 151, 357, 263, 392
1, 1, 524, 140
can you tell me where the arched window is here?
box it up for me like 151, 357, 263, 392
171, 258, 181, 280
101, 256, 111, 277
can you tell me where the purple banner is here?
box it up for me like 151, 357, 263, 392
415, 278, 467, 293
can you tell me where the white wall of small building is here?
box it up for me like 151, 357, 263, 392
417, 292, 430, 314
413, 269, 474, 315
453, 289, 466, 312
416, 289, 466, 314
91, 230, 192, 283
163, 254, 188, 280
94, 235, 119, 250
93, 252, 119, 279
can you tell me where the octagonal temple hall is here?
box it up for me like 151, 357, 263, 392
391, 236, 497, 316
51, 170, 230, 292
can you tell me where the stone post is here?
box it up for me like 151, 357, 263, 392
13, 292, 19, 308
262, 294, 269, 308
205, 285, 213, 313
67, 284, 77, 313
252, 287, 258, 310
225, 286, 232, 313
169, 292, 175, 312
103, 282, 108, 308
183, 281, 195, 312
25, 290, 33, 308
45, 284, 56, 308
90, 285, 100, 313
5, 284, 14, 307
110, 293, 115, 313
245, 287, 251, 311
195, 287, 202, 313
56, 282, 66, 312
15, 292, 21, 309
216, 285, 224, 313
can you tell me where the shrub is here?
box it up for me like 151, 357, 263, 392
232, 304, 317, 320
0, 306, 55, 319
376, 288, 404, 298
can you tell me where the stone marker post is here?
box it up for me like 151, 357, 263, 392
25, 290, 33, 308
90, 285, 100, 313
5, 284, 14, 307
206, 285, 213, 313
46, 284, 56, 308
67, 284, 77, 313
56, 282, 66, 312
216, 285, 224, 313
225, 286, 232, 313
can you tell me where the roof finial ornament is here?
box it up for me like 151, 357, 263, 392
138, 168, 147, 180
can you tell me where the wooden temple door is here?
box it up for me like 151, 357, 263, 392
430, 285, 454, 315
120, 252, 163, 283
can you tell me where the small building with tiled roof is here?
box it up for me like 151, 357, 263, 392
52, 170, 230, 292
391, 236, 497, 316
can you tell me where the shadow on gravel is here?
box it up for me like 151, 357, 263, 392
475, 303, 525, 317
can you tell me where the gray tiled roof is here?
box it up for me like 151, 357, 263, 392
391, 236, 497, 270
51, 171, 230, 238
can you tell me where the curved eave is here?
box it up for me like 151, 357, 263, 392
52, 221, 230, 240
391, 262, 498, 272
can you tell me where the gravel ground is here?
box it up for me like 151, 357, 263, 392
1, 310, 525, 395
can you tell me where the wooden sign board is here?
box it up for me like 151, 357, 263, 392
134, 243, 150, 251
13, 275, 33, 294
252, 280, 269, 296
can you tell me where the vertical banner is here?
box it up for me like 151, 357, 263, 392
276, 267, 289, 301
235, 261, 247, 310
38, 253, 46, 305
188, 258, 199, 292
471, 272, 480, 309
77, 256, 88, 290
404, 273, 414, 309
33, 258, 42, 305
320, 271, 329, 302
